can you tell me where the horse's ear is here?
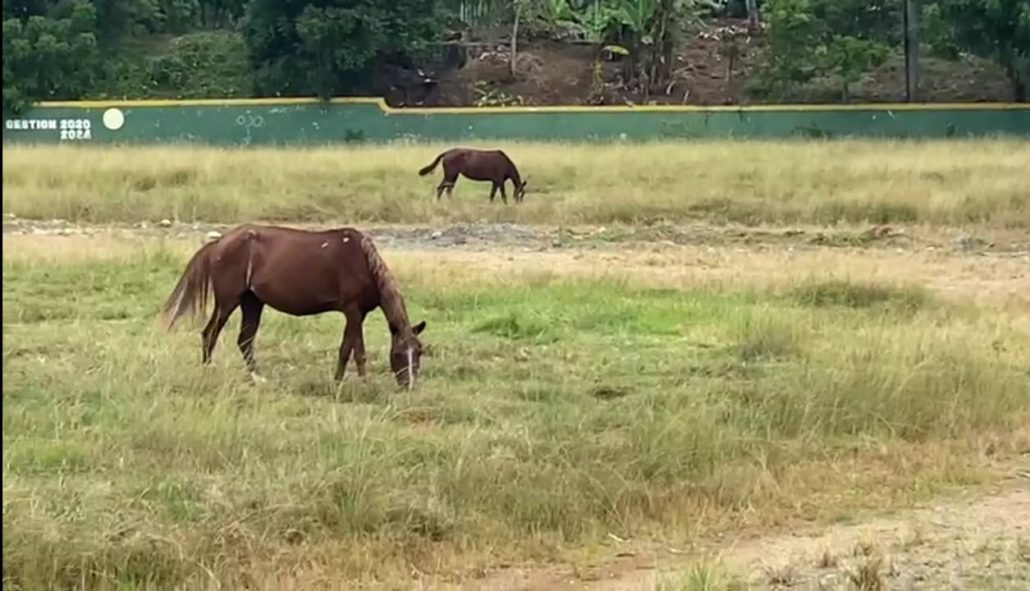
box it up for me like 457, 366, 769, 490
413, 320, 427, 335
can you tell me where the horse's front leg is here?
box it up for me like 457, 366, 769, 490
237, 292, 266, 382
335, 331, 353, 381
336, 309, 367, 381
352, 324, 367, 378
442, 172, 458, 200
498, 181, 509, 205
488, 183, 498, 203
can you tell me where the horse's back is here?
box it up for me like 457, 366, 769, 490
242, 225, 367, 273
446, 147, 507, 162
218, 223, 363, 247
206, 224, 375, 315
443, 148, 512, 180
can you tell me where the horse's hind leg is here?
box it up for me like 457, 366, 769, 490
202, 300, 237, 365
237, 291, 265, 381
436, 180, 457, 200
440, 167, 459, 200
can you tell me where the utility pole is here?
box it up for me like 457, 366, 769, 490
903, 0, 920, 102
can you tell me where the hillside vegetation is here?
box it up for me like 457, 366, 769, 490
3, 0, 1028, 115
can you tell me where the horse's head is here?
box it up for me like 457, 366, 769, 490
389, 320, 427, 390
515, 177, 528, 202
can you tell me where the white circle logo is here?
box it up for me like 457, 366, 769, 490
102, 108, 124, 131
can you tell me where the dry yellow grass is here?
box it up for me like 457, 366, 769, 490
4, 137, 1029, 587
4, 229, 1030, 588
3, 139, 1029, 226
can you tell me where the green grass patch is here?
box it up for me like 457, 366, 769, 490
787, 279, 932, 314
3, 250, 1028, 587
657, 560, 747, 591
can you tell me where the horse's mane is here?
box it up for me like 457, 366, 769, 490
358, 233, 412, 334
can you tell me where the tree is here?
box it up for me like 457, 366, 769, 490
761, 0, 895, 101
242, 0, 447, 99
3, 0, 100, 114
198, 0, 245, 27
819, 36, 890, 102
926, 0, 1030, 101
89, 0, 162, 42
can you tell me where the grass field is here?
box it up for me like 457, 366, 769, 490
3, 140, 1029, 228
3, 141, 1030, 589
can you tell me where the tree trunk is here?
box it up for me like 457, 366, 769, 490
620, 26, 637, 85
510, 2, 521, 81
647, 0, 675, 89
1005, 60, 1027, 102
903, 0, 920, 102
745, 0, 760, 32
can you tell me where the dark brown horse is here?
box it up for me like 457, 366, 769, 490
418, 147, 528, 204
160, 224, 428, 389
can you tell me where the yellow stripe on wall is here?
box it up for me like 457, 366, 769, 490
32, 96, 1030, 114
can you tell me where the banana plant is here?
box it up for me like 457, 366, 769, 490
590, 0, 697, 87
518, 0, 702, 88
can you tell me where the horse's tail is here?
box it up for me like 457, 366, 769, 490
161, 240, 217, 330
418, 151, 446, 176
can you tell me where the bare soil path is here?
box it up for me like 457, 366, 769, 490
5, 217, 1030, 256
474, 462, 1030, 590
6, 218, 1028, 309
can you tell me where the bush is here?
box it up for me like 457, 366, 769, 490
94, 31, 252, 99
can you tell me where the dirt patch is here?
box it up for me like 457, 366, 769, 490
716, 476, 1030, 590
469, 469, 1030, 590
4, 216, 1029, 256
430, 20, 768, 107
5, 219, 1029, 309
422, 18, 1015, 107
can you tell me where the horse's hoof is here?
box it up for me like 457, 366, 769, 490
250, 372, 267, 384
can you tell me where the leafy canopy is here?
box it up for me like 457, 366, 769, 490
242, 0, 447, 99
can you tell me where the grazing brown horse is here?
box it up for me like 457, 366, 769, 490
418, 147, 528, 204
160, 224, 428, 389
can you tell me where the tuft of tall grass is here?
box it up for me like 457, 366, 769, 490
657, 559, 747, 591
788, 279, 931, 314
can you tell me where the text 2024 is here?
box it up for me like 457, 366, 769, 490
59, 119, 92, 141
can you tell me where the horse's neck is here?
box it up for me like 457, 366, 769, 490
380, 290, 412, 335
507, 162, 522, 184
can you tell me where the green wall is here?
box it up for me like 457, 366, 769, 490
3, 98, 1029, 146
